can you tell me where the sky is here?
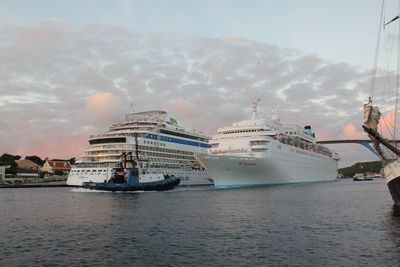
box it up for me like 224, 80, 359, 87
0, 0, 397, 167
0, 0, 389, 67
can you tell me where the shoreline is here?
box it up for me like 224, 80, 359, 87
0, 181, 68, 188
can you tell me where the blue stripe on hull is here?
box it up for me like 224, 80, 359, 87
145, 133, 210, 148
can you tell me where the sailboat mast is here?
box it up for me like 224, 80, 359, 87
370, 0, 385, 98
395, 2, 400, 149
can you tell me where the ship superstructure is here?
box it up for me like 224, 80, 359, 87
196, 99, 339, 187
67, 110, 212, 186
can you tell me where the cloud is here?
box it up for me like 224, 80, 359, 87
378, 109, 397, 139
0, 22, 388, 166
86, 92, 125, 126
223, 35, 249, 42
168, 97, 200, 119
342, 123, 365, 139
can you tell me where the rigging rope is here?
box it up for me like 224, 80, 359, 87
370, 0, 386, 99
380, 21, 397, 109
381, 115, 396, 140
394, 1, 400, 148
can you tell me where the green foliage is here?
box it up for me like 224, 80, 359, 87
5, 164, 17, 175
0, 153, 20, 175
25, 155, 44, 166
68, 157, 76, 165
339, 161, 383, 177
54, 169, 64, 176
0, 153, 20, 163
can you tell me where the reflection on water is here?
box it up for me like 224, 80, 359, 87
392, 205, 400, 217
0, 179, 399, 266
383, 206, 400, 265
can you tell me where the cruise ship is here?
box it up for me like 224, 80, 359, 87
67, 110, 213, 186
196, 99, 339, 187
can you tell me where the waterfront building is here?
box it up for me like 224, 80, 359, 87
0, 166, 9, 183
15, 159, 41, 171
41, 160, 72, 174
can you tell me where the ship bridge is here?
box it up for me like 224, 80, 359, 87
317, 139, 400, 159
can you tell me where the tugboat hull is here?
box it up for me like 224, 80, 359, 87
83, 177, 180, 192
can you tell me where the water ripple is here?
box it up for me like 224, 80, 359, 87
0, 180, 399, 266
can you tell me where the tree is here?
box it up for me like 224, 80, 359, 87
54, 169, 64, 176
0, 153, 20, 163
68, 157, 76, 165
25, 155, 44, 166
0, 153, 20, 175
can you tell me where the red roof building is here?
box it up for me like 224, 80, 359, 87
41, 160, 71, 174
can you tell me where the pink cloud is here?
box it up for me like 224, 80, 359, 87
379, 109, 396, 138
86, 92, 125, 125
168, 98, 200, 119
342, 122, 364, 139
222, 35, 249, 44
12, 125, 94, 159
15, 146, 27, 157
13, 136, 86, 160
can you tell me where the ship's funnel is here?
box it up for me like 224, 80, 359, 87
304, 125, 313, 136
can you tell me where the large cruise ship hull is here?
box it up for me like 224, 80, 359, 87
197, 154, 338, 187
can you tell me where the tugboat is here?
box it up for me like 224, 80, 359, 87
82, 152, 180, 192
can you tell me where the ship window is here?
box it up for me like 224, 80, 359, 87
89, 137, 126, 145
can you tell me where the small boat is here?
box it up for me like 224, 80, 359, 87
82, 152, 180, 192
352, 173, 375, 181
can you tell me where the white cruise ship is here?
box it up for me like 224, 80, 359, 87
196, 99, 339, 187
67, 110, 213, 186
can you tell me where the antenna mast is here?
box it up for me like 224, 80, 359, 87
251, 98, 260, 119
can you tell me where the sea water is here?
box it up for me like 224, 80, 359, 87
0, 179, 399, 266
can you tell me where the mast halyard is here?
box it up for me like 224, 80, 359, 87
382, 5, 400, 149
395, 9, 400, 149
363, 1, 400, 160
365, 0, 400, 208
